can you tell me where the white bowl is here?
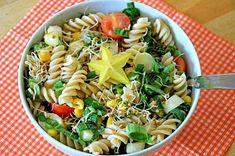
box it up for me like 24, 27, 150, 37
18, 0, 201, 155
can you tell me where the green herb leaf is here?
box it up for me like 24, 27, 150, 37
38, 113, 85, 145
83, 31, 101, 46
136, 64, 145, 72
53, 80, 64, 97
122, 2, 140, 22
87, 71, 96, 79
151, 61, 160, 73
126, 124, 150, 143
170, 108, 185, 122
114, 28, 129, 37
28, 79, 40, 96
33, 42, 48, 51
144, 84, 165, 95
25, 88, 33, 99
84, 97, 104, 110
128, 72, 140, 81
113, 84, 124, 95
163, 64, 175, 75
166, 45, 182, 57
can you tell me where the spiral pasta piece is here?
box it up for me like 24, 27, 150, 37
61, 55, 80, 81
117, 115, 147, 128
150, 119, 181, 142
80, 79, 117, 101
45, 45, 66, 88
41, 87, 57, 103
25, 53, 48, 81
83, 139, 111, 155
54, 132, 82, 150
63, 13, 104, 32
161, 52, 174, 66
173, 73, 188, 97
153, 19, 174, 46
58, 70, 87, 104
102, 125, 129, 149
123, 17, 150, 48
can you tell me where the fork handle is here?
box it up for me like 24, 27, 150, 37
192, 73, 235, 89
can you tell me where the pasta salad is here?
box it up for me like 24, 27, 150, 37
24, 2, 192, 155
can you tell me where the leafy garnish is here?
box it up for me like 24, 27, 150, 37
166, 45, 182, 57
126, 123, 152, 143
113, 84, 124, 95
122, 2, 140, 22
136, 64, 145, 72
170, 108, 185, 122
84, 97, 104, 110
28, 79, 40, 97
87, 71, 96, 79
144, 84, 165, 95
33, 41, 48, 51
83, 31, 101, 46
53, 80, 64, 97
114, 28, 129, 37
128, 72, 141, 81
38, 113, 85, 145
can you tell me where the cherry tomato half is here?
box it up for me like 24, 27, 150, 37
175, 57, 187, 72
101, 12, 130, 39
50, 103, 74, 118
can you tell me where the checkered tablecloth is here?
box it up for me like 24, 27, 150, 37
0, 0, 234, 155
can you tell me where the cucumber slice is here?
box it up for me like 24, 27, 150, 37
47, 26, 62, 37
80, 130, 93, 141
126, 142, 145, 154
164, 95, 184, 113
44, 33, 60, 47
133, 53, 154, 71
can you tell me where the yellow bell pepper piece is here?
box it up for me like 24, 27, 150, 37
74, 108, 83, 118
38, 51, 51, 62
72, 32, 80, 40
73, 98, 84, 110
183, 96, 192, 103
106, 99, 117, 108
47, 129, 58, 137
106, 116, 113, 126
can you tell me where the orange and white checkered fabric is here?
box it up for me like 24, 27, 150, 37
0, 0, 234, 155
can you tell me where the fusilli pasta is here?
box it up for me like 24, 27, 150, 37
123, 17, 150, 48
63, 13, 104, 32
59, 69, 87, 104
153, 18, 174, 46
150, 119, 181, 142
45, 45, 66, 88
83, 139, 111, 155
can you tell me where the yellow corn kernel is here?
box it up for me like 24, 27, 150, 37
38, 51, 51, 62
73, 98, 84, 109
106, 100, 117, 108
106, 116, 113, 126
74, 108, 83, 118
183, 96, 192, 103
72, 32, 80, 40
47, 129, 58, 137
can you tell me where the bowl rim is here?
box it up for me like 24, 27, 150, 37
18, 0, 201, 155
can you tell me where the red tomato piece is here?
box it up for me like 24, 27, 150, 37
50, 103, 74, 118
175, 57, 187, 72
101, 12, 130, 39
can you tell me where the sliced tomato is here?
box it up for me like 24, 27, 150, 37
101, 12, 130, 39
50, 103, 74, 118
175, 57, 187, 72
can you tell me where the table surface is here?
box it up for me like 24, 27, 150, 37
0, 0, 234, 155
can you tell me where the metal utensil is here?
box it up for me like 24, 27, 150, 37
189, 73, 235, 89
